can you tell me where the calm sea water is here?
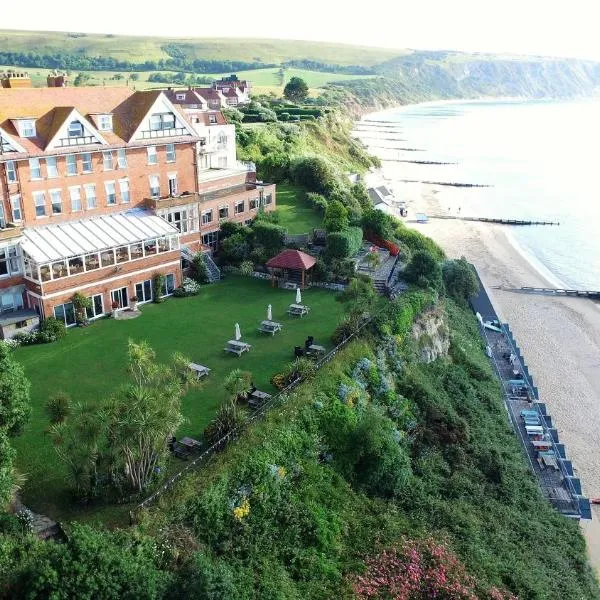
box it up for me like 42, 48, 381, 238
366, 99, 600, 289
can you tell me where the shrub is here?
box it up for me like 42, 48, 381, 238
45, 392, 71, 425
190, 253, 209, 284
326, 226, 363, 259
152, 274, 165, 303
220, 232, 251, 265
403, 250, 443, 291
40, 317, 67, 340
393, 222, 445, 261
203, 400, 246, 444
331, 311, 365, 344
239, 261, 254, 276
252, 222, 286, 255
291, 156, 339, 195
306, 192, 328, 213
324, 200, 349, 233
174, 278, 201, 297
443, 257, 480, 303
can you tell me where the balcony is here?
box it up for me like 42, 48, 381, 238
0, 223, 23, 241
145, 191, 200, 210
140, 127, 189, 139
57, 135, 99, 147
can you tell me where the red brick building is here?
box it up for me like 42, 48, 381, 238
0, 86, 275, 331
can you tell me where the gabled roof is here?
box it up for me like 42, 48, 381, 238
194, 88, 223, 101
266, 249, 317, 271
189, 111, 227, 126
165, 89, 207, 107
0, 87, 197, 157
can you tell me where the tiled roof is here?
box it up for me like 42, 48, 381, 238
0, 87, 196, 157
194, 88, 222, 101
266, 249, 317, 271
190, 111, 227, 126
164, 89, 207, 107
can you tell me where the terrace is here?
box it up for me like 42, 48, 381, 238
12, 276, 345, 523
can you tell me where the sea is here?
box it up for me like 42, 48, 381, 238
361, 99, 600, 290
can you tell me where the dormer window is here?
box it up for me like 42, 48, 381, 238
176, 93, 186, 101
20, 119, 36, 138
98, 115, 113, 131
68, 121, 84, 137
150, 113, 176, 131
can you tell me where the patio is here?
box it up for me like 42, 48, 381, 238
12, 276, 345, 522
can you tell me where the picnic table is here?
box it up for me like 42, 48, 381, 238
248, 390, 272, 409
308, 344, 326, 354
287, 303, 310, 317
258, 320, 282, 335
180, 436, 203, 451
224, 339, 252, 356
188, 362, 211, 379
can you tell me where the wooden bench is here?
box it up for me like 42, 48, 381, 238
188, 362, 211, 379
258, 320, 282, 335
287, 304, 310, 317
224, 340, 252, 356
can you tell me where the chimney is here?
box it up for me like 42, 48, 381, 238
47, 72, 68, 87
1, 71, 32, 88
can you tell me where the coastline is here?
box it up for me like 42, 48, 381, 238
399, 181, 600, 571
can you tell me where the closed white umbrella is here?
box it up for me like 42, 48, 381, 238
296, 287, 302, 304
267, 304, 272, 321
235, 323, 241, 341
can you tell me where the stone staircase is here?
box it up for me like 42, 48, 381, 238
13, 498, 65, 542
202, 252, 221, 283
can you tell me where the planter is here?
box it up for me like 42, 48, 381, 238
130, 301, 138, 312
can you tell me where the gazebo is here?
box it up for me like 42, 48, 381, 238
266, 249, 317, 289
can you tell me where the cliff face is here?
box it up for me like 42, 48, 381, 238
411, 308, 450, 363
329, 51, 600, 115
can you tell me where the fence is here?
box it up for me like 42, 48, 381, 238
131, 311, 378, 521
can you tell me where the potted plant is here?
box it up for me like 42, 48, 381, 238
111, 300, 119, 318
130, 296, 138, 311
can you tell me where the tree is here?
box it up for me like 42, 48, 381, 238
403, 250, 442, 290
442, 257, 480, 303
223, 369, 253, 400
324, 200, 349, 233
222, 107, 244, 125
130, 73, 139, 81
0, 343, 31, 437
45, 392, 71, 425
283, 77, 309, 103
73, 72, 90, 86
71, 292, 92, 325
190, 253, 209, 284
337, 277, 376, 315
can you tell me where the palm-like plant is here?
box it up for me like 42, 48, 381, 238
224, 369, 253, 401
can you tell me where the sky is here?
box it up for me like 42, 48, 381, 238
3, 0, 600, 61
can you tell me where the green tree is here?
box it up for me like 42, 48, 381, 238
190, 253, 209, 284
403, 250, 442, 290
73, 72, 90, 86
324, 200, 349, 233
45, 392, 71, 426
130, 73, 140, 81
337, 277, 376, 315
0, 343, 31, 437
283, 76, 309, 103
224, 369, 253, 400
71, 292, 92, 324
222, 107, 244, 125
0, 432, 16, 508
442, 257, 480, 303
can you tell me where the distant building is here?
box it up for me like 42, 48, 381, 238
1, 72, 32, 89
212, 75, 252, 105
47, 72, 68, 88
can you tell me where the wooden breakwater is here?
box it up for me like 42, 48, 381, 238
398, 179, 491, 187
492, 285, 599, 299
428, 215, 560, 226
396, 160, 457, 165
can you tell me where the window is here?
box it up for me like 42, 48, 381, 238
84, 184, 97, 209
0, 204, 4, 229
168, 174, 178, 196
84, 253, 100, 271
162, 273, 175, 296
53, 302, 76, 327
98, 115, 113, 131
117, 148, 127, 168
249, 197, 259, 210
143, 240, 157, 256
201, 209, 213, 225
164, 208, 192, 233
149, 175, 160, 198
10, 195, 22, 222
50, 189, 62, 214
66, 154, 77, 176
46, 156, 58, 178
6, 160, 17, 183
202, 230, 219, 251
115, 246, 130, 263
219, 205, 229, 219
20, 120, 36, 137
81, 152, 93, 173
29, 158, 41, 180
86, 294, 104, 319
0, 245, 22, 277
104, 181, 116, 205
1, 290, 24, 311
234, 200, 245, 215
33, 191, 46, 217
119, 179, 130, 203
209, 114, 217, 124
130, 243, 143, 260
103, 151, 114, 170
68, 256, 84, 275
100, 250, 115, 267
68, 121, 84, 137
265, 193, 273, 205
150, 113, 176, 131
176, 93, 186, 101
147, 146, 158, 165
166, 144, 176, 162
135, 279, 153, 303
69, 186, 82, 211
51, 260, 67, 279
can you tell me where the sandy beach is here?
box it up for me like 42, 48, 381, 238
392, 180, 600, 569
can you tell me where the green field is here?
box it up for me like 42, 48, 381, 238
11, 276, 344, 522
0, 29, 404, 66
274, 183, 324, 234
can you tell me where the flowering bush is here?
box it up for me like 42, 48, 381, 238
352, 538, 517, 600
232, 497, 250, 521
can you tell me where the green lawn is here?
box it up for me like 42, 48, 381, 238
12, 276, 344, 523
275, 183, 324, 235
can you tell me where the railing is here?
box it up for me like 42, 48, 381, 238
140, 127, 188, 139
131, 310, 381, 521
57, 135, 99, 147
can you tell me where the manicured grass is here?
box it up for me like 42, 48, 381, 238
11, 276, 344, 522
274, 183, 324, 235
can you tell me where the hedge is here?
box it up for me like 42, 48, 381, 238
326, 226, 363, 259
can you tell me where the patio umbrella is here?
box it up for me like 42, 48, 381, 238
267, 304, 272, 321
235, 323, 241, 341
296, 287, 302, 304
